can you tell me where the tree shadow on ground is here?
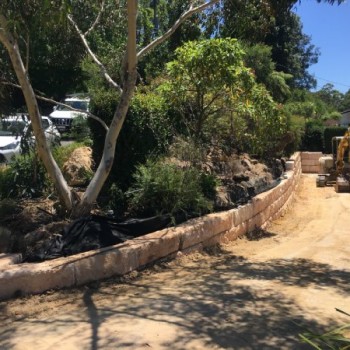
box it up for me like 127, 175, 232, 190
1, 248, 349, 349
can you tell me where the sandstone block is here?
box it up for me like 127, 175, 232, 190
0, 261, 75, 300
179, 211, 231, 250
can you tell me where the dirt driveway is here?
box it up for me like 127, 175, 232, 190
0, 174, 350, 350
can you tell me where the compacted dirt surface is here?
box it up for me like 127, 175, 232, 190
1, 174, 350, 350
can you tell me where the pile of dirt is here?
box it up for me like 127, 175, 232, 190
62, 146, 93, 186
208, 151, 284, 210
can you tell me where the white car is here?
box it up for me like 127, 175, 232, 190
50, 95, 90, 132
24, 116, 61, 147
0, 116, 61, 163
0, 116, 26, 163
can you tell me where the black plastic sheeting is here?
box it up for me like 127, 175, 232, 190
24, 214, 172, 262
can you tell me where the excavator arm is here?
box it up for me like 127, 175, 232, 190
336, 130, 350, 174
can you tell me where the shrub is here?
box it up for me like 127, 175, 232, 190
89, 88, 173, 190
0, 166, 12, 199
168, 136, 207, 166
106, 183, 127, 217
2, 153, 49, 198
301, 119, 324, 152
69, 116, 92, 142
127, 159, 215, 220
284, 114, 306, 156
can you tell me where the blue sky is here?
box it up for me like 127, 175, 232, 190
294, 0, 350, 93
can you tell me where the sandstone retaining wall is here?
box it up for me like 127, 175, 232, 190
301, 151, 322, 173
0, 153, 302, 300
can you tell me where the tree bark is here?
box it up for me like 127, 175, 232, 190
0, 14, 73, 212
72, 0, 138, 217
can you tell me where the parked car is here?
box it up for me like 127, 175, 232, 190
0, 116, 27, 163
50, 94, 90, 132
0, 115, 61, 163
24, 116, 61, 147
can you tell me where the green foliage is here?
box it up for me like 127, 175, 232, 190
69, 116, 92, 142
162, 38, 254, 140
301, 119, 324, 152
0, 153, 49, 199
161, 38, 288, 158
315, 84, 344, 112
284, 114, 306, 155
211, 0, 275, 42
284, 101, 317, 118
0, 167, 12, 199
322, 111, 342, 121
239, 84, 287, 157
107, 183, 127, 217
168, 136, 207, 166
207, 0, 323, 89
127, 159, 215, 219
340, 89, 350, 111
0, 1, 87, 110
266, 11, 319, 89
299, 310, 350, 350
324, 127, 348, 154
89, 86, 173, 190
244, 44, 292, 102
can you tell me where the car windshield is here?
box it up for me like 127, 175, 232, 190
0, 119, 26, 136
57, 100, 88, 112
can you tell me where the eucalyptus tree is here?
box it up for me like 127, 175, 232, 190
206, 0, 345, 90
0, 0, 219, 217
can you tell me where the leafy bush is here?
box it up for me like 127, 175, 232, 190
0, 166, 12, 199
168, 136, 207, 166
301, 120, 324, 152
89, 88, 173, 190
162, 38, 255, 142
127, 159, 216, 219
69, 116, 92, 142
0, 142, 90, 200
284, 114, 306, 155
106, 183, 127, 217
1, 153, 49, 198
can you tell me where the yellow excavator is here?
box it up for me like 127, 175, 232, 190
316, 129, 350, 192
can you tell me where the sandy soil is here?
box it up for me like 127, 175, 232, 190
0, 174, 350, 350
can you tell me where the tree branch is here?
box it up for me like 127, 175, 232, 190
67, 14, 122, 94
137, 0, 219, 60
84, 0, 105, 36
1, 80, 109, 132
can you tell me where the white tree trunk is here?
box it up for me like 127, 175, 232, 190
73, 0, 138, 217
0, 14, 73, 211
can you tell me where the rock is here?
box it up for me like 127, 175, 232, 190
232, 173, 250, 182
62, 147, 93, 186
228, 184, 249, 205
214, 186, 234, 210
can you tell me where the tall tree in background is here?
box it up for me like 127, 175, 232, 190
206, 0, 345, 90
265, 10, 319, 89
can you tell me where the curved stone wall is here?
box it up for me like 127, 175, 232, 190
0, 153, 302, 300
